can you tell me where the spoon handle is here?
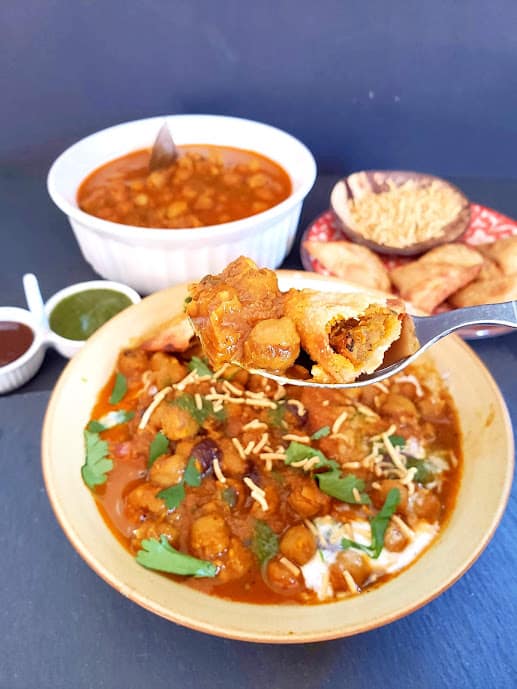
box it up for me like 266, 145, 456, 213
23, 273, 47, 328
414, 300, 517, 347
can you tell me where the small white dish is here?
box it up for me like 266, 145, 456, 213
44, 280, 141, 358
0, 307, 46, 394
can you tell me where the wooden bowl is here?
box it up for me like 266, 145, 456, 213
330, 170, 471, 256
41, 271, 513, 643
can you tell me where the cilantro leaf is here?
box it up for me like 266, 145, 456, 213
81, 430, 113, 488
173, 393, 225, 424
148, 431, 170, 468
388, 434, 406, 448
285, 441, 335, 470
311, 426, 330, 440
406, 457, 434, 484
251, 521, 279, 564
187, 356, 213, 377
183, 457, 201, 487
267, 402, 286, 429
109, 372, 128, 405
316, 470, 370, 504
341, 488, 401, 558
157, 483, 185, 509
136, 536, 217, 577
156, 456, 202, 509
87, 410, 134, 432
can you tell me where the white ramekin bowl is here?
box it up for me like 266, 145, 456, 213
44, 280, 141, 358
47, 115, 317, 294
0, 307, 46, 394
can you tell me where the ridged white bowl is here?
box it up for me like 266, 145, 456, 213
47, 115, 317, 294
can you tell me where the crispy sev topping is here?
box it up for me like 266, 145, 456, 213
287, 399, 306, 415
394, 374, 424, 397
279, 557, 300, 577
243, 419, 268, 431
194, 393, 203, 410
138, 386, 172, 430
282, 434, 311, 443
331, 409, 349, 434
231, 437, 246, 460
355, 402, 380, 418
243, 477, 265, 496
213, 457, 227, 484
342, 569, 359, 594
252, 433, 270, 455
391, 514, 415, 539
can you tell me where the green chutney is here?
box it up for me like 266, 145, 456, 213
49, 289, 132, 340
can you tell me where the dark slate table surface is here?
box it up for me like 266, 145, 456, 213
0, 166, 516, 689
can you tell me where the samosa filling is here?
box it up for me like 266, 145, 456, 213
328, 305, 395, 367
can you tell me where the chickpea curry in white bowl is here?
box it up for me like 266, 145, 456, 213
42, 270, 513, 641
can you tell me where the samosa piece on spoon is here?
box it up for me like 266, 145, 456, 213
185, 256, 418, 384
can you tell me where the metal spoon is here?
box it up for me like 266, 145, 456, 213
149, 121, 178, 172
246, 300, 517, 389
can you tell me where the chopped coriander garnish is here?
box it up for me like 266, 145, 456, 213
109, 372, 127, 405
311, 426, 330, 440
157, 483, 185, 509
267, 402, 286, 428
251, 520, 279, 564
87, 410, 134, 432
406, 457, 434, 484
285, 441, 332, 469
81, 430, 113, 488
136, 536, 217, 577
341, 488, 400, 558
156, 456, 202, 509
173, 393, 225, 424
284, 441, 369, 504
148, 431, 170, 468
388, 434, 406, 448
183, 457, 202, 487
316, 470, 370, 504
187, 356, 213, 377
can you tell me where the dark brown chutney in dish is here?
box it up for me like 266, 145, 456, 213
0, 321, 34, 366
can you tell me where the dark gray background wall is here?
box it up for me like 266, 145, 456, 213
2, 0, 517, 177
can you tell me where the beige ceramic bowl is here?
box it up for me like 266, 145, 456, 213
42, 271, 514, 643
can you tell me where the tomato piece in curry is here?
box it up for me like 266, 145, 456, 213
77, 145, 291, 228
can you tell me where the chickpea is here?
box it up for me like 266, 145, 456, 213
330, 550, 371, 589
117, 348, 149, 381
147, 170, 167, 190
157, 404, 199, 440
218, 437, 247, 476
381, 393, 419, 419
193, 194, 214, 211
247, 173, 268, 188
287, 477, 331, 518
150, 352, 188, 388
149, 453, 187, 488
190, 514, 230, 560
280, 525, 316, 565
126, 483, 166, 520
371, 480, 408, 514
133, 193, 149, 207
412, 490, 441, 522
216, 538, 253, 583
384, 521, 409, 552
265, 557, 302, 592
166, 200, 188, 219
